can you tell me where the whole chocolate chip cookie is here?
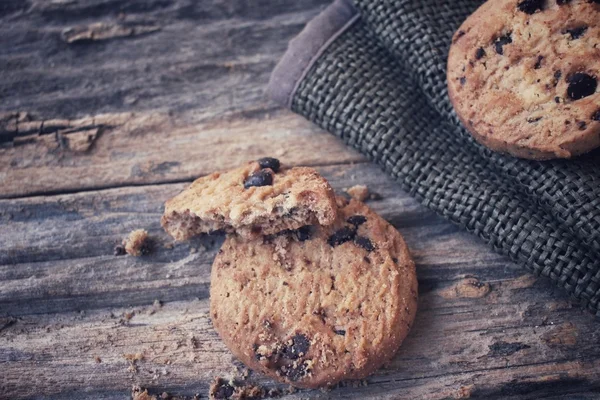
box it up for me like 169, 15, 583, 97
448, 0, 600, 159
161, 159, 337, 240
210, 198, 418, 388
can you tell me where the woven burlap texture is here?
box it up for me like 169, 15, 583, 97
289, 0, 600, 315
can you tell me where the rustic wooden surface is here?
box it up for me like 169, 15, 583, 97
1, 1, 599, 399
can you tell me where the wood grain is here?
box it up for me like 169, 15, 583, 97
2, 163, 599, 399
2, 0, 600, 399
0, 0, 362, 198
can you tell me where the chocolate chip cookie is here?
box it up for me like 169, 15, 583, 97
161, 158, 337, 240
210, 198, 418, 388
448, 0, 600, 159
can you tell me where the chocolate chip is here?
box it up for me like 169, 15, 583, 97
212, 378, 235, 399
392, 257, 399, 263
244, 170, 273, 188
555, 96, 560, 103
494, 34, 512, 55
355, 236, 375, 252
578, 121, 587, 130
534, 56, 544, 69
114, 245, 126, 256
294, 226, 313, 242
518, 0, 545, 14
454, 30, 465, 42
567, 73, 597, 100
328, 227, 356, 247
459, 77, 466, 85
347, 215, 367, 227
257, 157, 280, 173
592, 110, 600, 121
475, 47, 486, 60
284, 334, 310, 360
565, 26, 588, 40
527, 116, 543, 123
333, 329, 346, 336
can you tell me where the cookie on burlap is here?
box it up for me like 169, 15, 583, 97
210, 198, 418, 388
161, 158, 337, 240
448, 0, 600, 160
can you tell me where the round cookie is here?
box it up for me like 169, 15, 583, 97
209, 198, 418, 388
447, 0, 600, 160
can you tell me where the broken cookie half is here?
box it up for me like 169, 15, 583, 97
161, 158, 337, 240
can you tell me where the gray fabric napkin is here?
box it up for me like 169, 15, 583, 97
268, 0, 600, 316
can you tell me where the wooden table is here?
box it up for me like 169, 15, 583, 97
1, 1, 599, 399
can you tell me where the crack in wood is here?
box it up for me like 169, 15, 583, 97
61, 21, 161, 43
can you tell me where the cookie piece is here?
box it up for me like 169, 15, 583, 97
122, 229, 150, 257
448, 0, 600, 159
161, 159, 337, 240
210, 198, 418, 388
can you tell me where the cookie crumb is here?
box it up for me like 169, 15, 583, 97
123, 229, 150, 256
132, 385, 157, 400
209, 378, 235, 399
344, 185, 370, 202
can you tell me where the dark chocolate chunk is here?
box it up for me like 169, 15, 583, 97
494, 34, 513, 55
114, 245, 126, 256
534, 55, 544, 69
328, 227, 356, 247
347, 215, 367, 227
518, 0, 545, 14
592, 110, 600, 121
578, 121, 587, 130
294, 226, 313, 242
475, 47, 486, 60
244, 170, 273, 188
567, 73, 597, 100
459, 76, 466, 85
333, 329, 346, 336
257, 157, 280, 173
555, 96, 560, 103
355, 236, 375, 252
284, 334, 310, 360
212, 378, 235, 399
392, 257, 399, 264
565, 26, 588, 40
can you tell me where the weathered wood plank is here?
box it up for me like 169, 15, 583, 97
0, 0, 366, 198
0, 108, 364, 199
2, 163, 599, 399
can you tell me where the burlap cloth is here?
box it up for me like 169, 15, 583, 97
268, 0, 600, 316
